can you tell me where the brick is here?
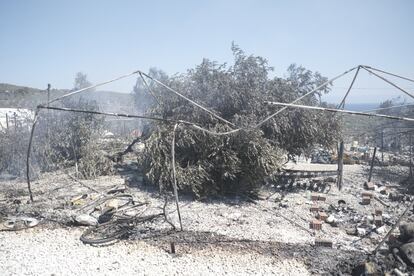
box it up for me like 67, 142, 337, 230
374, 215, 383, 227
309, 219, 323, 230
311, 193, 319, 201
310, 204, 319, 212
318, 212, 328, 221
311, 193, 326, 202
374, 209, 383, 216
314, 238, 333, 247
364, 181, 375, 190
318, 195, 326, 201
362, 191, 374, 198
362, 196, 371, 205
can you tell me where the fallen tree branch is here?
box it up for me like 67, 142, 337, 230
108, 137, 142, 162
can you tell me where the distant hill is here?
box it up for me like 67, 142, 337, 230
0, 83, 136, 114
0, 83, 65, 108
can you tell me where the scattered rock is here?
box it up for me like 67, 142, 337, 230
279, 202, 288, 208
2, 217, 39, 230
357, 228, 367, 236
346, 228, 357, 236
364, 181, 375, 190
352, 261, 377, 276
326, 215, 336, 224
375, 226, 387, 235
74, 214, 98, 226
325, 176, 336, 183
366, 215, 374, 224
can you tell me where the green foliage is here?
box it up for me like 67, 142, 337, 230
135, 44, 341, 197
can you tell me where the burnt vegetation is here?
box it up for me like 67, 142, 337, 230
135, 45, 341, 198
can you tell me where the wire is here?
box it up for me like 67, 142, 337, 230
254, 66, 358, 128
265, 101, 414, 123
139, 71, 237, 128
337, 66, 360, 109
139, 72, 162, 106
361, 66, 414, 100
363, 103, 414, 113
48, 70, 140, 105
364, 65, 414, 84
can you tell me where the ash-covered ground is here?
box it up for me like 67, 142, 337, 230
0, 163, 412, 275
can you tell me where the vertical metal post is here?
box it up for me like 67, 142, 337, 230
368, 147, 377, 182
47, 84, 51, 105
46, 84, 51, 142
13, 113, 17, 131
410, 134, 413, 178
5, 112, 9, 129
381, 130, 384, 163
337, 141, 344, 190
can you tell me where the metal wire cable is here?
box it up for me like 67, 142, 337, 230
139, 71, 237, 128
265, 101, 414, 123
48, 70, 140, 105
361, 66, 414, 100
337, 66, 361, 109
363, 103, 414, 113
364, 65, 414, 84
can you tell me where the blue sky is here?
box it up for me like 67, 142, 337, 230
1, 0, 413, 105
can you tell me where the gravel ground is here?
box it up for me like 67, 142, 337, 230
0, 227, 311, 276
0, 163, 411, 275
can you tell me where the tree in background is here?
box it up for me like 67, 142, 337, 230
134, 45, 341, 198
73, 72, 93, 91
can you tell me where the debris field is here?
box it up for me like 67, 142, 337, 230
1, 162, 413, 275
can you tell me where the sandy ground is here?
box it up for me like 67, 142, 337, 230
0, 163, 411, 275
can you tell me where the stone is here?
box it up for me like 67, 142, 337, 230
375, 225, 387, 235
318, 212, 328, 221
364, 181, 375, 190
324, 176, 336, 183
279, 202, 288, 208
383, 213, 391, 220
357, 227, 367, 236
374, 215, 383, 227
362, 196, 371, 205
362, 191, 374, 198
74, 214, 98, 226
366, 215, 374, 223
326, 215, 336, 224
346, 228, 358, 236
352, 262, 377, 276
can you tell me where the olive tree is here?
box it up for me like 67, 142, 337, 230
135, 44, 341, 197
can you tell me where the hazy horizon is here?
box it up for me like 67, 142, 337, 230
1, 0, 414, 106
